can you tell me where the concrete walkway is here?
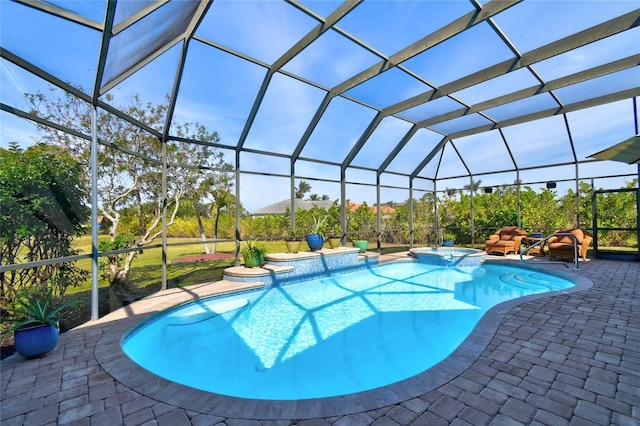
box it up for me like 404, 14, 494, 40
1, 256, 638, 425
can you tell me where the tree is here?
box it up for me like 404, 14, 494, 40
209, 185, 236, 253
0, 143, 89, 301
347, 202, 377, 241
187, 166, 234, 254
412, 194, 437, 244
308, 193, 330, 201
463, 180, 482, 194
520, 186, 564, 232
295, 181, 311, 199
325, 201, 341, 237
26, 88, 231, 290
386, 202, 410, 243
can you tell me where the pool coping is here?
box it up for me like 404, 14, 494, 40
94, 259, 593, 420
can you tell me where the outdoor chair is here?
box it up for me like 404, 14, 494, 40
485, 226, 527, 256
548, 228, 592, 261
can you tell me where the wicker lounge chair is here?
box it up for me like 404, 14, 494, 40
485, 226, 527, 256
548, 228, 592, 261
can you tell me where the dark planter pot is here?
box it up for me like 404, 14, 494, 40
244, 252, 264, 268
328, 237, 341, 249
14, 323, 59, 358
306, 234, 324, 251
353, 240, 369, 253
285, 240, 301, 254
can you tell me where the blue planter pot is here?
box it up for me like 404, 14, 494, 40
14, 323, 59, 358
443, 240, 454, 247
305, 234, 324, 251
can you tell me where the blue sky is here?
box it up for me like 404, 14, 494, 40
1, 0, 638, 211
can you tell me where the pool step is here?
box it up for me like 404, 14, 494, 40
223, 264, 294, 286
213, 279, 267, 291
358, 251, 380, 261
500, 272, 554, 290
168, 298, 251, 326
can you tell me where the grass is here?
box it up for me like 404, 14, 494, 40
70, 236, 236, 292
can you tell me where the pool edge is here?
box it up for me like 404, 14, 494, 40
94, 261, 593, 420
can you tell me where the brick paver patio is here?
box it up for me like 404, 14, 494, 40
1, 256, 638, 425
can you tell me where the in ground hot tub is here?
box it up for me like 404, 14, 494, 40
409, 247, 484, 267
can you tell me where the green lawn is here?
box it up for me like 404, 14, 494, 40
70, 236, 241, 294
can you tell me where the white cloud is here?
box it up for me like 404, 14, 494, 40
0, 61, 31, 107
0, 112, 38, 148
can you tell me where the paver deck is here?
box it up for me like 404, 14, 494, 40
1, 255, 638, 425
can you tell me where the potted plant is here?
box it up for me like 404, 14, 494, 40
326, 222, 342, 249
322, 208, 342, 249
305, 215, 326, 251
241, 239, 267, 267
327, 235, 341, 249
2, 288, 78, 358
442, 232, 455, 247
285, 234, 302, 254
352, 238, 368, 252
351, 230, 369, 252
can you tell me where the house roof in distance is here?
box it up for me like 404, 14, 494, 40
252, 199, 335, 215
347, 202, 396, 215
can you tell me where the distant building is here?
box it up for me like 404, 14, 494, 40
346, 202, 396, 216
252, 199, 335, 216
252, 199, 396, 216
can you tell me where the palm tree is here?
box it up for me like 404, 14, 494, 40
295, 180, 311, 199
420, 193, 435, 204
463, 180, 482, 194
210, 188, 235, 254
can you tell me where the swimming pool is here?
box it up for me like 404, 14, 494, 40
123, 261, 574, 400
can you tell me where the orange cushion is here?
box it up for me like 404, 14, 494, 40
499, 230, 517, 240
571, 229, 584, 243
557, 229, 583, 244
549, 243, 575, 250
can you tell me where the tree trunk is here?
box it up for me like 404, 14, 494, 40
135, 190, 144, 237
196, 207, 210, 254
108, 262, 137, 310
213, 206, 221, 254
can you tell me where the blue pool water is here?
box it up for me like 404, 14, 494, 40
123, 262, 574, 400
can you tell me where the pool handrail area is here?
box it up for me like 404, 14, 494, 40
520, 232, 579, 270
